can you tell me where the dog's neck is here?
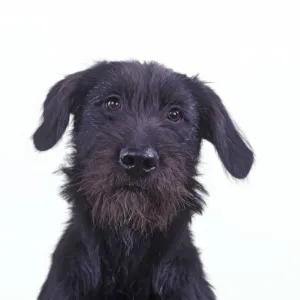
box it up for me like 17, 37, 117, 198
68, 193, 193, 282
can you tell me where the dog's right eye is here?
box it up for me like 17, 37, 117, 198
105, 95, 121, 111
167, 107, 182, 122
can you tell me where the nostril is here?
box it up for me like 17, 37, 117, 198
121, 155, 135, 168
143, 158, 157, 171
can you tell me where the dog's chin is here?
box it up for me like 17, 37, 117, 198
121, 183, 149, 193
81, 180, 188, 232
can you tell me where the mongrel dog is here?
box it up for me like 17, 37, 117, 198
33, 60, 254, 300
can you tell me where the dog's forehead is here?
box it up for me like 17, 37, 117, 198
105, 61, 177, 85
91, 61, 193, 105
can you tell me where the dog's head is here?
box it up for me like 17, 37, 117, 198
33, 61, 253, 231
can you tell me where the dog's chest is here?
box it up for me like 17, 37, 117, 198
97, 279, 157, 300
97, 229, 154, 297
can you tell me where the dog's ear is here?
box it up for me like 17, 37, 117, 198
33, 71, 86, 151
190, 77, 254, 179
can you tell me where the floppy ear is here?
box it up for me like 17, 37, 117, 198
191, 78, 254, 179
33, 71, 85, 151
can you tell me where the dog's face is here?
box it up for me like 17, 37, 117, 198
33, 61, 253, 231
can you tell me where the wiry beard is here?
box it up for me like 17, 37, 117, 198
88, 188, 189, 232
62, 140, 204, 232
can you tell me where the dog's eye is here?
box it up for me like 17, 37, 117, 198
167, 108, 182, 122
105, 95, 121, 111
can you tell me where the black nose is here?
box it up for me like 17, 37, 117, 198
119, 147, 159, 173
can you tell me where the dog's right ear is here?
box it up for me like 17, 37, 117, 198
33, 71, 85, 151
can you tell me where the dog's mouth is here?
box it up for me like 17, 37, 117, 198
122, 184, 148, 194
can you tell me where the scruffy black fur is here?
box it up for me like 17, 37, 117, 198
33, 60, 254, 300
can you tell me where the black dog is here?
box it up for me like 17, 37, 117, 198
33, 60, 254, 300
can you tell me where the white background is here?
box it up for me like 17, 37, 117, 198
0, 1, 299, 299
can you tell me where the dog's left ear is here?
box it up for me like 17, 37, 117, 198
190, 77, 254, 179
33, 71, 86, 151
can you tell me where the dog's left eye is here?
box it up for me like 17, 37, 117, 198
105, 95, 121, 111
167, 108, 182, 122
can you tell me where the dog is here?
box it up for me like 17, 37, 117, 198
33, 60, 254, 300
